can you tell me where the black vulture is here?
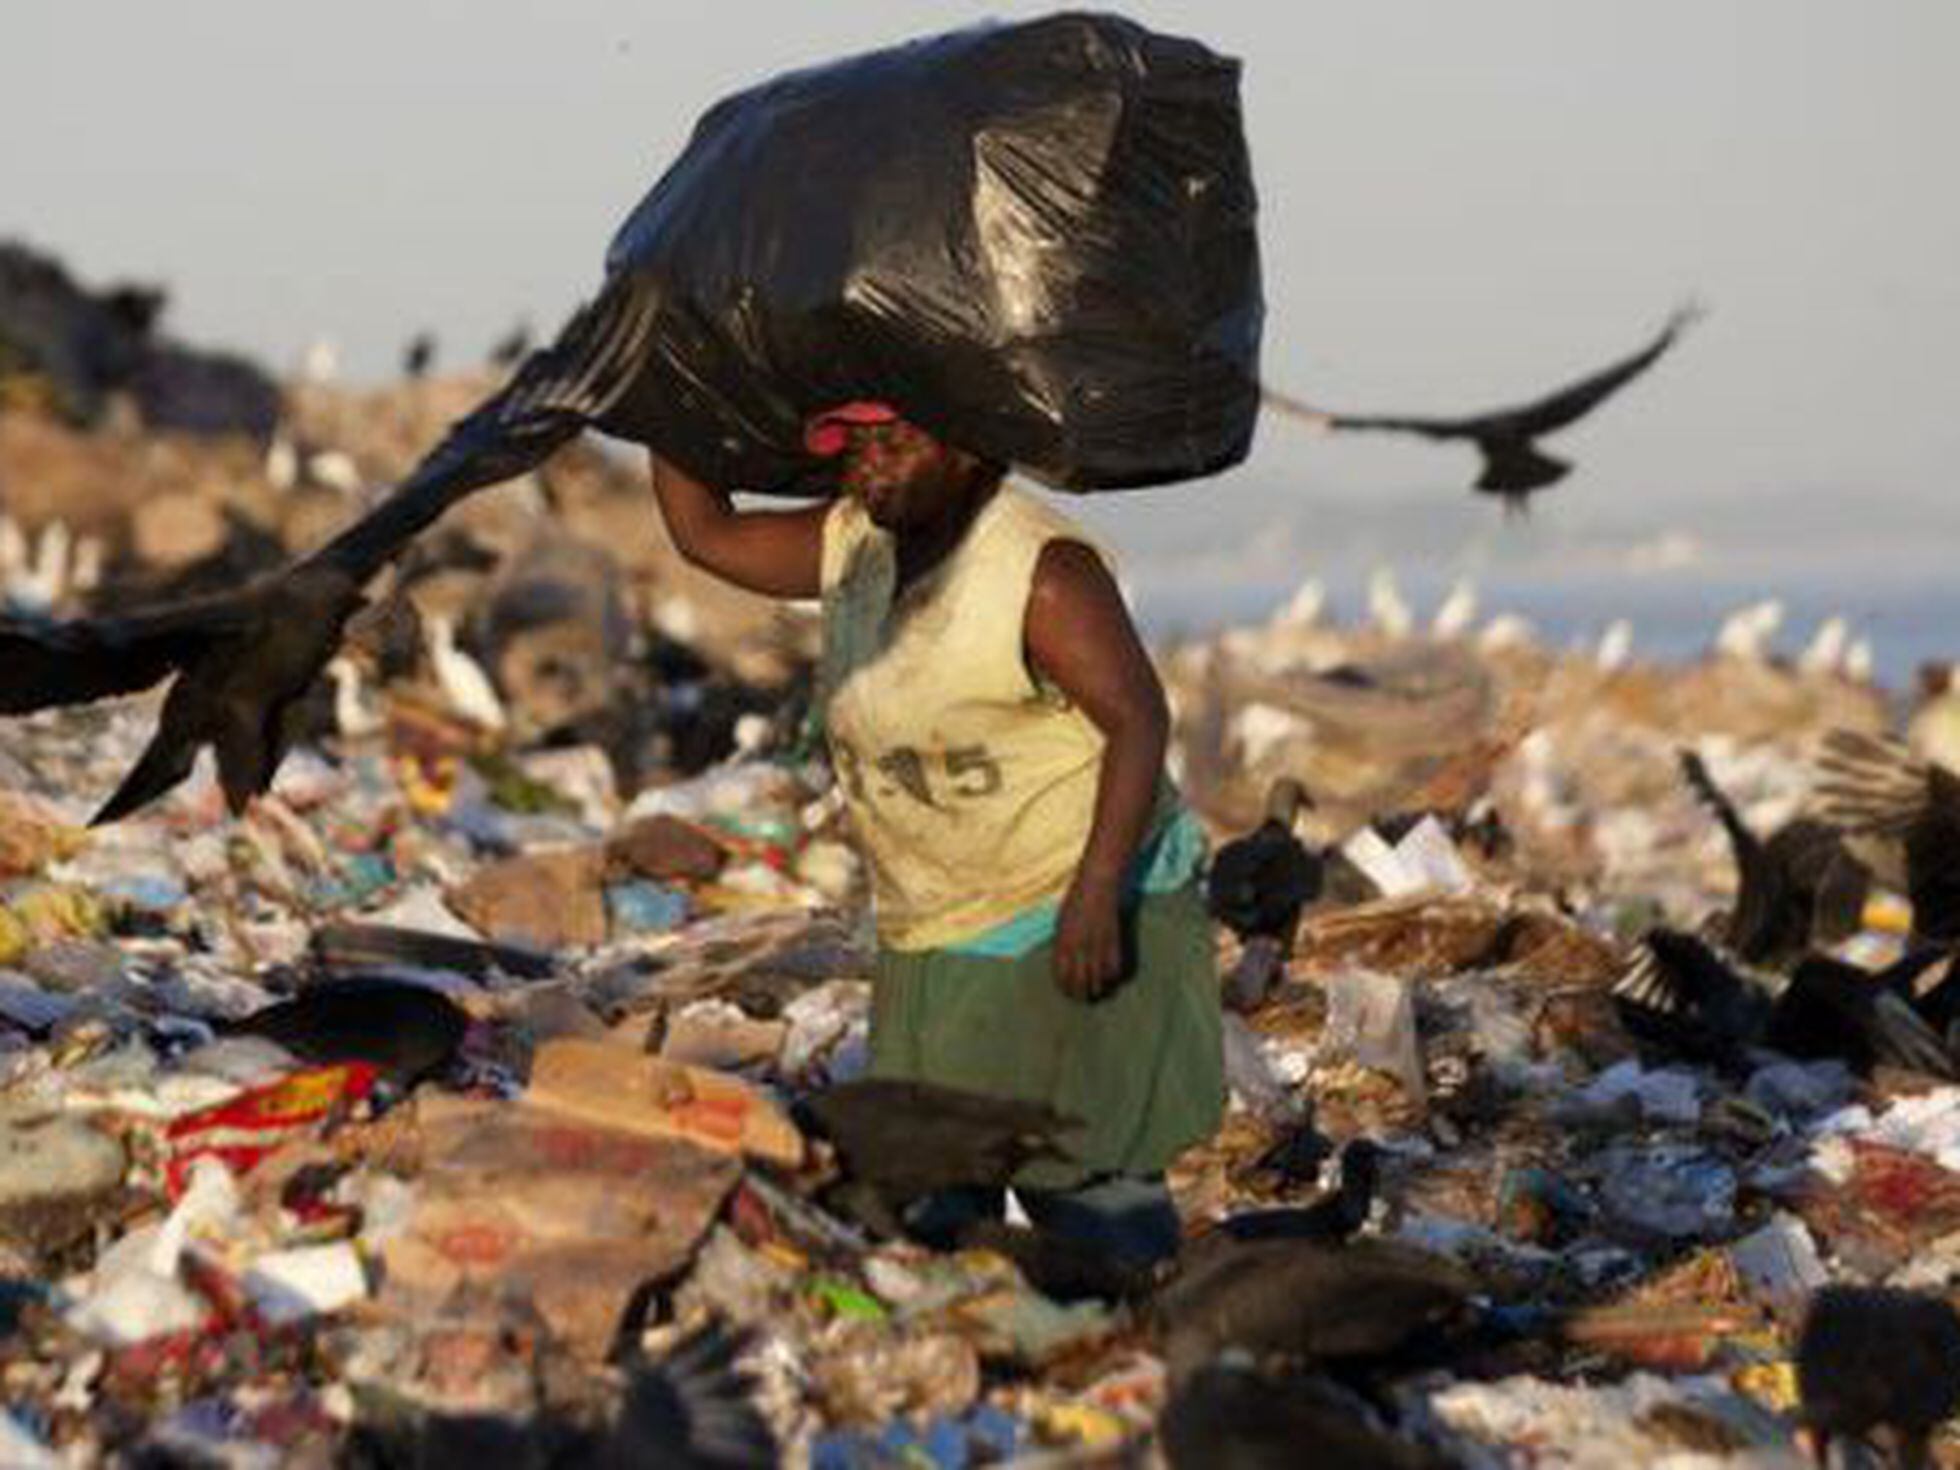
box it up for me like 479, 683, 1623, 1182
1797, 1287, 1960, 1470
1207, 777, 1322, 1010
226, 976, 469, 1090
1262, 305, 1699, 511
0, 278, 658, 823
1611, 927, 1954, 1079
1678, 748, 1871, 967
797, 1078, 1079, 1237
1153, 1236, 1478, 1386
1160, 1359, 1455, 1470
1212, 1139, 1383, 1247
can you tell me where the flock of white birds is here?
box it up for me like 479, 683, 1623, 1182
1274, 566, 1876, 682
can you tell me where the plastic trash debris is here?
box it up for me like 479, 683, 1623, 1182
1597, 1142, 1737, 1243
164, 1063, 377, 1195
242, 1241, 368, 1325
1728, 1214, 1827, 1314
1745, 1058, 1856, 1121
1560, 1060, 1702, 1126
65, 1159, 240, 1346
599, 13, 1259, 495
1321, 969, 1427, 1106
1219, 1013, 1296, 1119
1339, 815, 1476, 899
779, 981, 873, 1085
605, 880, 690, 936
811, 1402, 1021, 1470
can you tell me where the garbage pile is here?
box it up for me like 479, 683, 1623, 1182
9, 347, 1960, 1465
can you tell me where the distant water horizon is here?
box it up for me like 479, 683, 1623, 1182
1132, 564, 1960, 694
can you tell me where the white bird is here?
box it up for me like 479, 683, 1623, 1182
0, 514, 27, 585
306, 450, 363, 496
733, 712, 773, 756
327, 658, 383, 740
32, 520, 71, 592
1430, 578, 1479, 639
1713, 598, 1784, 663
1366, 566, 1414, 639
424, 612, 507, 732
265, 432, 300, 491
300, 338, 340, 385
1478, 613, 1538, 653
1273, 577, 1327, 628
654, 595, 701, 645
1595, 618, 1634, 673
68, 536, 104, 598
1231, 702, 1310, 768
1797, 615, 1849, 678
1844, 637, 1876, 685
4, 520, 72, 615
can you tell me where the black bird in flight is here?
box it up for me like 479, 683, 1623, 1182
0, 278, 658, 823
1797, 1286, 1960, 1470
401, 331, 437, 379
1262, 304, 1701, 511
1678, 748, 1871, 967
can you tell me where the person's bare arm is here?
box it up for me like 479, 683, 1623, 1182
1025, 540, 1170, 1000
649, 452, 827, 599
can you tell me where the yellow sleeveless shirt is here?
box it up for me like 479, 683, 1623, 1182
819, 485, 1117, 951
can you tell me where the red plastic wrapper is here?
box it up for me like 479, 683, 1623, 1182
164, 1063, 377, 1197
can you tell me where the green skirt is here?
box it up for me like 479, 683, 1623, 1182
869, 882, 1226, 1190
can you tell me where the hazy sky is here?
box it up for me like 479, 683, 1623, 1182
5, 2, 1958, 636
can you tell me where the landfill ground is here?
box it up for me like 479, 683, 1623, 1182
3, 368, 1959, 1468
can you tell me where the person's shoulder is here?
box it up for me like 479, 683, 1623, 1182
986, 482, 1099, 553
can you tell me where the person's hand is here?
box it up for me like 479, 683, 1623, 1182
1054, 871, 1124, 1001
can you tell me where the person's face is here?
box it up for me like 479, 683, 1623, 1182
840, 420, 981, 532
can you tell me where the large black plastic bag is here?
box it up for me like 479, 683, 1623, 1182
598, 11, 1262, 494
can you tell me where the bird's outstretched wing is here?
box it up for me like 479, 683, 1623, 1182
1261, 304, 1700, 503
1815, 730, 1960, 943
1322, 305, 1701, 440
0, 275, 658, 823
